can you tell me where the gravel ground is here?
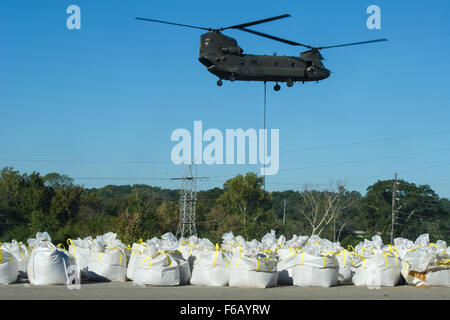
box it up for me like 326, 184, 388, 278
0, 280, 449, 300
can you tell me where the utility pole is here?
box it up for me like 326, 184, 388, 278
391, 173, 398, 245
172, 164, 208, 239
282, 199, 286, 226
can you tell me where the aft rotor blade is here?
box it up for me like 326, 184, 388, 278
223, 14, 291, 30
317, 39, 388, 50
135, 17, 211, 31
239, 28, 313, 48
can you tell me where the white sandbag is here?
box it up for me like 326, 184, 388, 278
179, 236, 200, 271
352, 252, 401, 287
27, 233, 72, 285
127, 241, 149, 281
87, 233, 127, 282
229, 248, 278, 288
190, 243, 230, 287
0, 246, 18, 284
335, 249, 361, 284
277, 248, 300, 285
130, 236, 190, 286
292, 251, 339, 287
67, 237, 93, 279
132, 250, 180, 286
1, 240, 29, 279
401, 237, 450, 287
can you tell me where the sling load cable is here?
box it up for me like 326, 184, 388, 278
263, 81, 267, 190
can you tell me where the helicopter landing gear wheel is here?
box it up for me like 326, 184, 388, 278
287, 80, 294, 87
274, 83, 281, 91
217, 79, 223, 87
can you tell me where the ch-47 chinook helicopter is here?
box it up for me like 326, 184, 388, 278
136, 14, 387, 91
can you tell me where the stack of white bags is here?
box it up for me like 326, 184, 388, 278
87, 232, 127, 282
351, 235, 401, 287
0, 243, 19, 284
277, 235, 308, 285
27, 232, 74, 285
398, 234, 449, 287
0, 230, 448, 288
228, 231, 279, 288
190, 238, 230, 287
289, 235, 341, 287
127, 233, 190, 286
67, 236, 93, 279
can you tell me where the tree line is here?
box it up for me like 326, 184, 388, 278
0, 167, 449, 247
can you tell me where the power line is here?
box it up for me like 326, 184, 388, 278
0, 158, 172, 165
279, 147, 450, 173
281, 129, 450, 154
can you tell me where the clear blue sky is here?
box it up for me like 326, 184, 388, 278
1, 0, 449, 197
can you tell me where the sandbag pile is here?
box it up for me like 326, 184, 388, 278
291, 235, 340, 287
1, 240, 30, 279
27, 232, 74, 285
87, 232, 127, 282
0, 243, 19, 284
128, 233, 190, 286
67, 236, 93, 279
190, 238, 230, 287
1, 230, 449, 288
228, 231, 279, 288
351, 235, 401, 287
399, 234, 450, 287
277, 235, 309, 285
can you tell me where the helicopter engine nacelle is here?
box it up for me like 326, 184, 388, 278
221, 46, 243, 55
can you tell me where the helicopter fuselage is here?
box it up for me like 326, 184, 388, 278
198, 31, 330, 83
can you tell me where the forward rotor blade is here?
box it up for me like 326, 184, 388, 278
223, 14, 291, 30
135, 17, 211, 31
239, 28, 312, 48
317, 38, 388, 50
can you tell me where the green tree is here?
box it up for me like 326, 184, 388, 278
209, 172, 275, 240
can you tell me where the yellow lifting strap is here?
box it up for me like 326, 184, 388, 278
67, 239, 76, 259
213, 244, 220, 267
299, 250, 305, 266
323, 252, 337, 268
256, 258, 261, 271
340, 250, 347, 266
235, 246, 243, 267
139, 256, 150, 265
381, 252, 398, 267
438, 259, 450, 266
402, 261, 410, 276
18, 244, 24, 260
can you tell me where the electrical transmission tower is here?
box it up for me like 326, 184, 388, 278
173, 164, 208, 239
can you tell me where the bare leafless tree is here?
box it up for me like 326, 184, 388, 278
299, 182, 354, 239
